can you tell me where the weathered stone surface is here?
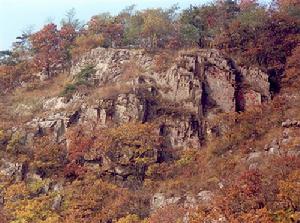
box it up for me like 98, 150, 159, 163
282, 119, 300, 128
242, 90, 262, 110
204, 66, 235, 113
151, 193, 181, 211
114, 93, 146, 123
0, 159, 25, 181
28, 48, 271, 154
71, 48, 153, 85
158, 115, 201, 148
240, 66, 270, 100
51, 195, 63, 210
43, 97, 68, 111
151, 190, 214, 211
247, 151, 264, 163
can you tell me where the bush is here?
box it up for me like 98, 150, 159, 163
74, 64, 96, 85
60, 65, 96, 98
60, 83, 77, 97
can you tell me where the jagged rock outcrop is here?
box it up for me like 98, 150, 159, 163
0, 47, 275, 222
24, 48, 271, 150
12, 47, 271, 184
151, 190, 214, 211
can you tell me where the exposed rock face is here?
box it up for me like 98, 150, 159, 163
0, 47, 274, 222
0, 159, 26, 181
242, 90, 262, 109
16, 48, 272, 184
25, 48, 271, 150
240, 66, 270, 101
71, 48, 153, 85
151, 190, 214, 211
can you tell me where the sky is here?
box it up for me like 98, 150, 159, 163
0, 0, 210, 50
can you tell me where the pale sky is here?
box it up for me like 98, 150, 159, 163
0, 0, 209, 50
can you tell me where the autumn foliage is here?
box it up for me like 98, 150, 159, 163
0, 1, 300, 223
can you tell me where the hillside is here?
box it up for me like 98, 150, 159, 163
0, 1, 300, 223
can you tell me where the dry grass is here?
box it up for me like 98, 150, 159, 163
88, 83, 134, 103
153, 51, 177, 73
119, 61, 145, 81
0, 72, 70, 126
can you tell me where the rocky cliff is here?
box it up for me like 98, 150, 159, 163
0, 47, 276, 222
25, 48, 270, 149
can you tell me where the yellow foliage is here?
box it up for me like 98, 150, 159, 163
95, 122, 160, 165
0, 129, 4, 141
117, 214, 142, 223
63, 175, 130, 223
4, 181, 60, 223
278, 170, 300, 210
71, 34, 105, 59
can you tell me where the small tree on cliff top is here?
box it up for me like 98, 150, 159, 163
30, 23, 64, 77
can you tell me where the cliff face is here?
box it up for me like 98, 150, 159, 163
31, 48, 270, 147
1, 48, 272, 184
1, 48, 265, 186
1, 47, 289, 222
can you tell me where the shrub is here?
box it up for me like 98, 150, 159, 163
71, 34, 105, 60
74, 64, 96, 85
117, 214, 142, 223
32, 137, 66, 177
60, 65, 96, 98
60, 83, 77, 98
63, 176, 131, 222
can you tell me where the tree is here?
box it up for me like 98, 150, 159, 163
216, 7, 300, 93
140, 9, 174, 49
32, 136, 66, 178
59, 24, 77, 68
63, 176, 131, 222
282, 44, 300, 90
61, 8, 82, 31
12, 26, 34, 62
180, 4, 220, 47
88, 13, 124, 47
30, 23, 64, 77
219, 170, 266, 219
278, 170, 300, 211
70, 33, 105, 60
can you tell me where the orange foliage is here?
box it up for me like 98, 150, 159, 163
30, 23, 65, 76
147, 204, 186, 223
63, 176, 130, 223
283, 44, 300, 90
71, 34, 104, 60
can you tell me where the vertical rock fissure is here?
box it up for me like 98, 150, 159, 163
195, 56, 207, 146
228, 59, 244, 112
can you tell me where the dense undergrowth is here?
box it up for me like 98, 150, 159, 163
0, 0, 299, 222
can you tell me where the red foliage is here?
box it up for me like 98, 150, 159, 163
64, 126, 93, 179
30, 24, 65, 76
59, 24, 77, 62
217, 12, 300, 76
88, 16, 124, 47
219, 170, 266, 218
147, 204, 186, 223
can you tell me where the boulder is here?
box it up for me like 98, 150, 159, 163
0, 159, 25, 181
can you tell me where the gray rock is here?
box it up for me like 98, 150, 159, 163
247, 152, 263, 162
282, 119, 292, 128
268, 147, 280, 155
282, 138, 292, 145
287, 150, 300, 157
43, 97, 68, 111
283, 129, 291, 139
0, 159, 24, 181
151, 193, 181, 211
197, 190, 214, 206
51, 195, 62, 210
